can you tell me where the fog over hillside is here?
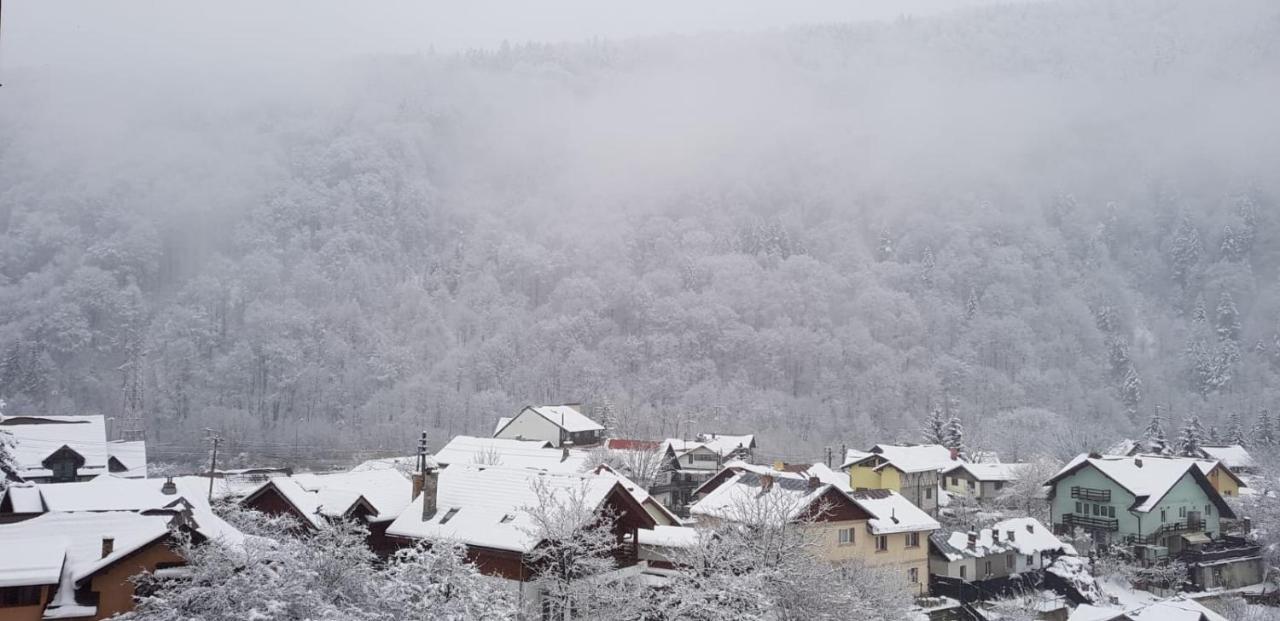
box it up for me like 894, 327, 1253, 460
2, 0, 1279, 465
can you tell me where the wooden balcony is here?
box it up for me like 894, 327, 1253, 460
1063, 513, 1118, 532
1071, 486, 1111, 502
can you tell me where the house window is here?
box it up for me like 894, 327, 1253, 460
908, 568, 919, 583
0, 586, 42, 607
994, 481, 1004, 490
959, 566, 967, 579
1093, 504, 1100, 516
50, 459, 77, 482
875, 536, 888, 552
925, 487, 933, 499
1161, 509, 1167, 523
906, 532, 920, 548
693, 453, 718, 462
1179, 506, 1187, 518
1205, 504, 1212, 516
1027, 555, 1034, 566
1007, 555, 1015, 570
984, 560, 992, 576
838, 528, 855, 546
1075, 501, 1082, 514
968, 481, 976, 491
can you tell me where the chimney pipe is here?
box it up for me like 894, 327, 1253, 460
761, 474, 774, 492
967, 532, 977, 549
808, 476, 821, 490
101, 537, 115, 558
421, 466, 439, 521
161, 477, 177, 495
1134, 457, 1143, 468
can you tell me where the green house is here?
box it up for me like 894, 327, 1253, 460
1045, 454, 1235, 556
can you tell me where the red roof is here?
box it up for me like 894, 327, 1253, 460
606, 438, 662, 451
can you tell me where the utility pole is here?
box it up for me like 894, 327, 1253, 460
204, 430, 221, 503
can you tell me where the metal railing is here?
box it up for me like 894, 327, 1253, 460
1070, 486, 1111, 502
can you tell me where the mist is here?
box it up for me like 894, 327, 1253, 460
2, 0, 1279, 466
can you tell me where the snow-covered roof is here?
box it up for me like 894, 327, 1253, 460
519, 405, 605, 433
4, 475, 246, 547
0, 415, 110, 478
385, 465, 627, 553
0, 536, 66, 587
107, 440, 148, 478
690, 471, 834, 524
434, 435, 586, 473
290, 469, 413, 523
1049, 454, 1230, 514
849, 489, 940, 534
1069, 598, 1228, 621
942, 462, 1025, 482
352, 455, 416, 473
1199, 445, 1255, 470
850, 444, 959, 473
931, 517, 1072, 562
841, 448, 872, 469
638, 525, 700, 549
0, 511, 172, 584
695, 433, 754, 455
592, 464, 681, 525
492, 417, 513, 436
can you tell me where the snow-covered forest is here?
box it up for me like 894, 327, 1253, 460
2, 0, 1279, 463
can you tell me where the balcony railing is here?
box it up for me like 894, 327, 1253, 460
1071, 486, 1111, 502
1126, 520, 1206, 545
1063, 513, 1119, 532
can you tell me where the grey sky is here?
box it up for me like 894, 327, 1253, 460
3, 0, 1035, 70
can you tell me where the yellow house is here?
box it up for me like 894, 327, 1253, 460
689, 470, 940, 595
843, 444, 958, 516
1195, 460, 1246, 498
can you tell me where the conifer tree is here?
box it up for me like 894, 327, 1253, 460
1226, 412, 1246, 446
1217, 291, 1241, 343
944, 416, 965, 454
1143, 408, 1169, 455
1178, 415, 1206, 457
1253, 410, 1276, 447
1170, 216, 1202, 288
1220, 225, 1245, 262
921, 407, 948, 445
0, 401, 17, 492
1120, 365, 1143, 416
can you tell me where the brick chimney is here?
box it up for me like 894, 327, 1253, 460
807, 476, 821, 491
967, 532, 977, 549
992, 530, 1000, 543
1134, 457, 1143, 468
101, 537, 115, 558
421, 466, 439, 521
949, 447, 960, 461
761, 474, 774, 492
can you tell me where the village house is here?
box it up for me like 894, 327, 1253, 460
1045, 454, 1235, 557
648, 433, 757, 516
0, 510, 204, 621
0, 475, 245, 548
0, 415, 147, 484
928, 517, 1073, 583
240, 469, 411, 556
384, 462, 657, 611
941, 462, 1025, 502
842, 444, 960, 516
688, 470, 939, 594
492, 404, 606, 448
1191, 459, 1246, 499
1197, 444, 1255, 473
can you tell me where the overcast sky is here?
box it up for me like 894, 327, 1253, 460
3, 0, 1036, 70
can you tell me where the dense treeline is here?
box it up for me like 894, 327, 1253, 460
2, 0, 1279, 463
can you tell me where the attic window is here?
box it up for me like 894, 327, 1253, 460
499, 514, 515, 523
439, 508, 460, 524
